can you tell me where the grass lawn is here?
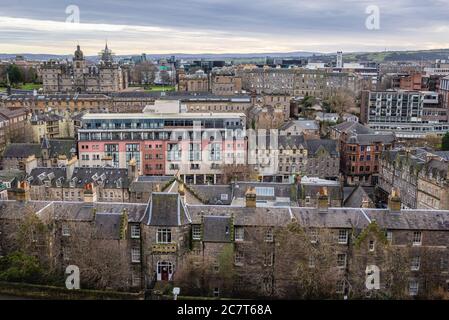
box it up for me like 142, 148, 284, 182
19, 83, 43, 90
144, 85, 176, 92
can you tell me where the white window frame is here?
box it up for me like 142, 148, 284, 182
131, 247, 141, 263
338, 230, 348, 244
264, 252, 274, 267
409, 280, 419, 296
265, 228, 274, 242
386, 231, 393, 244
336, 280, 346, 294
62, 224, 70, 237
234, 251, 244, 266
337, 253, 347, 268
369, 240, 375, 252
412, 231, 422, 246
192, 225, 201, 240
234, 227, 244, 241
130, 225, 140, 239
157, 228, 172, 244
411, 256, 421, 271
310, 229, 318, 244
308, 255, 316, 268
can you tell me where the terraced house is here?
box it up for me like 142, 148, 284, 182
1, 185, 449, 299
379, 148, 449, 210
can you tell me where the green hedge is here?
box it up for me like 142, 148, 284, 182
0, 281, 144, 300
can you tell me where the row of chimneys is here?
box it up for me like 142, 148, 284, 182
244, 185, 402, 213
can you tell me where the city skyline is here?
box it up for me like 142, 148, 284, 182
0, 0, 449, 55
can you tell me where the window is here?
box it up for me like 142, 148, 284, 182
192, 225, 201, 240
264, 252, 274, 266
411, 257, 421, 271
131, 225, 140, 239
132, 272, 141, 287
131, 247, 141, 263
337, 254, 347, 268
412, 231, 422, 246
62, 224, 70, 237
409, 280, 419, 296
440, 257, 448, 271
234, 251, 244, 265
386, 231, 393, 243
255, 187, 275, 197
234, 227, 244, 241
310, 229, 318, 243
338, 230, 348, 244
213, 288, 220, 297
157, 228, 172, 244
265, 228, 274, 242
369, 240, 375, 252
308, 255, 316, 268
336, 280, 346, 294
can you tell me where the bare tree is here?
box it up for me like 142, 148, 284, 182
130, 61, 157, 85
220, 164, 258, 184
327, 89, 357, 115
63, 221, 131, 291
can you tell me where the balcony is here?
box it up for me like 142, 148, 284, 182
152, 243, 177, 253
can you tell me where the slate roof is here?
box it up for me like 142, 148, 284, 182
2, 144, 42, 159
2, 139, 76, 159
187, 205, 293, 226
306, 139, 339, 157
343, 185, 374, 208
146, 192, 191, 226
347, 133, 395, 145
202, 216, 232, 242
232, 182, 293, 200
365, 209, 449, 231
187, 185, 233, 205
26, 167, 131, 189
280, 120, 319, 131
331, 121, 373, 134
3, 199, 449, 232
291, 207, 370, 229
300, 183, 342, 201
278, 135, 306, 149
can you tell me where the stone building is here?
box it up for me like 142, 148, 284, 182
330, 122, 395, 186
210, 68, 242, 95
41, 44, 128, 93
417, 157, 449, 210
25, 161, 139, 203
1, 138, 76, 171
378, 148, 449, 210
2, 186, 448, 298
178, 69, 209, 92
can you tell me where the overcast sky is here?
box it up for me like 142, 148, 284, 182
0, 0, 448, 55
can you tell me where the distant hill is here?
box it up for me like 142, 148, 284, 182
343, 49, 449, 63
1, 49, 448, 63
0, 51, 320, 62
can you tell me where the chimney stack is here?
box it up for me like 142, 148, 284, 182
317, 186, 329, 213
245, 187, 257, 208
388, 187, 401, 213
83, 183, 97, 205
128, 158, 138, 181
15, 181, 31, 202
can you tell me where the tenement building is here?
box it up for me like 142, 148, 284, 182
331, 122, 395, 186
2, 187, 449, 299
41, 44, 128, 93
379, 148, 449, 210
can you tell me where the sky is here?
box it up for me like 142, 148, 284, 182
0, 0, 448, 55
